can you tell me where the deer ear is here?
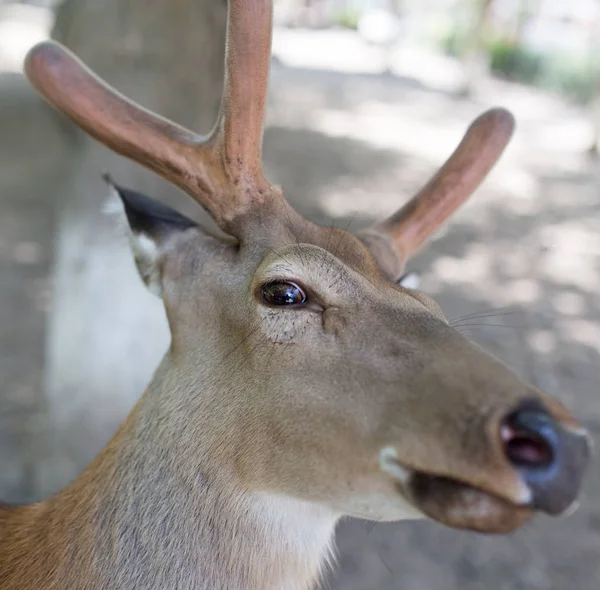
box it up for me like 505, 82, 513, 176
103, 175, 196, 297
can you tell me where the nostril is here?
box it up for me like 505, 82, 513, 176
501, 409, 557, 470
501, 424, 554, 468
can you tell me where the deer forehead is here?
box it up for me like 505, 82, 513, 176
256, 243, 434, 313
255, 243, 371, 290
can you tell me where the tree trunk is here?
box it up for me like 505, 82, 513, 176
36, 0, 227, 498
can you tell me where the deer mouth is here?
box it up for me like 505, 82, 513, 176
401, 471, 534, 533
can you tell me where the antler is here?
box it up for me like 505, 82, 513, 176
24, 0, 277, 235
360, 108, 515, 279
25, 0, 514, 263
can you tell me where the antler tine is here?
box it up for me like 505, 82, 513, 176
24, 0, 278, 235
361, 108, 515, 279
24, 43, 218, 210
209, 0, 274, 197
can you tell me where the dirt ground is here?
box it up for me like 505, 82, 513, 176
1, 33, 599, 590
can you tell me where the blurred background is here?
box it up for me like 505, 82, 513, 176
0, 0, 599, 588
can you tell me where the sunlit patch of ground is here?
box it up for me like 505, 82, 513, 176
0, 4, 51, 72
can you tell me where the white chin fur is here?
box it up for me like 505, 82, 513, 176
378, 447, 424, 521
379, 446, 411, 483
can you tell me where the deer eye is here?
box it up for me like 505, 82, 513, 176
261, 281, 307, 306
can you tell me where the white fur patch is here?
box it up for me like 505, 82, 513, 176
102, 184, 126, 216
398, 271, 421, 290
248, 493, 340, 589
377, 447, 425, 521
379, 446, 411, 483
515, 482, 533, 505
103, 182, 162, 297
133, 232, 159, 262
130, 232, 162, 297
102, 182, 128, 232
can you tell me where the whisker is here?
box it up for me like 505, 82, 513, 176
320, 219, 336, 270
265, 246, 294, 268
451, 310, 515, 321
453, 323, 528, 331
326, 214, 357, 276
222, 317, 267, 360
282, 205, 307, 266
262, 340, 278, 376
326, 214, 380, 288
377, 552, 394, 577
239, 333, 269, 366
456, 328, 483, 335
449, 310, 516, 325
262, 332, 288, 376
362, 522, 394, 579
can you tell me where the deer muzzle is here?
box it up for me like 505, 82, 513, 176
499, 400, 592, 515
388, 399, 591, 533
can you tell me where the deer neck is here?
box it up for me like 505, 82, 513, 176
1, 355, 340, 590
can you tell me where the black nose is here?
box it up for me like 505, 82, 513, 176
501, 402, 591, 515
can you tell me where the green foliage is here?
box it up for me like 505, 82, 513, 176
441, 26, 472, 58
487, 38, 543, 83
440, 27, 599, 105
333, 8, 360, 30
537, 54, 600, 104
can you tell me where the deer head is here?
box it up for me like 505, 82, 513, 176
24, 0, 590, 536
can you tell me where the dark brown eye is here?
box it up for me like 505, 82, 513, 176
261, 281, 307, 306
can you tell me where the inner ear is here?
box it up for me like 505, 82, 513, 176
104, 175, 197, 297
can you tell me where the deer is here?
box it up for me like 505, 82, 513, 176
0, 1, 591, 589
